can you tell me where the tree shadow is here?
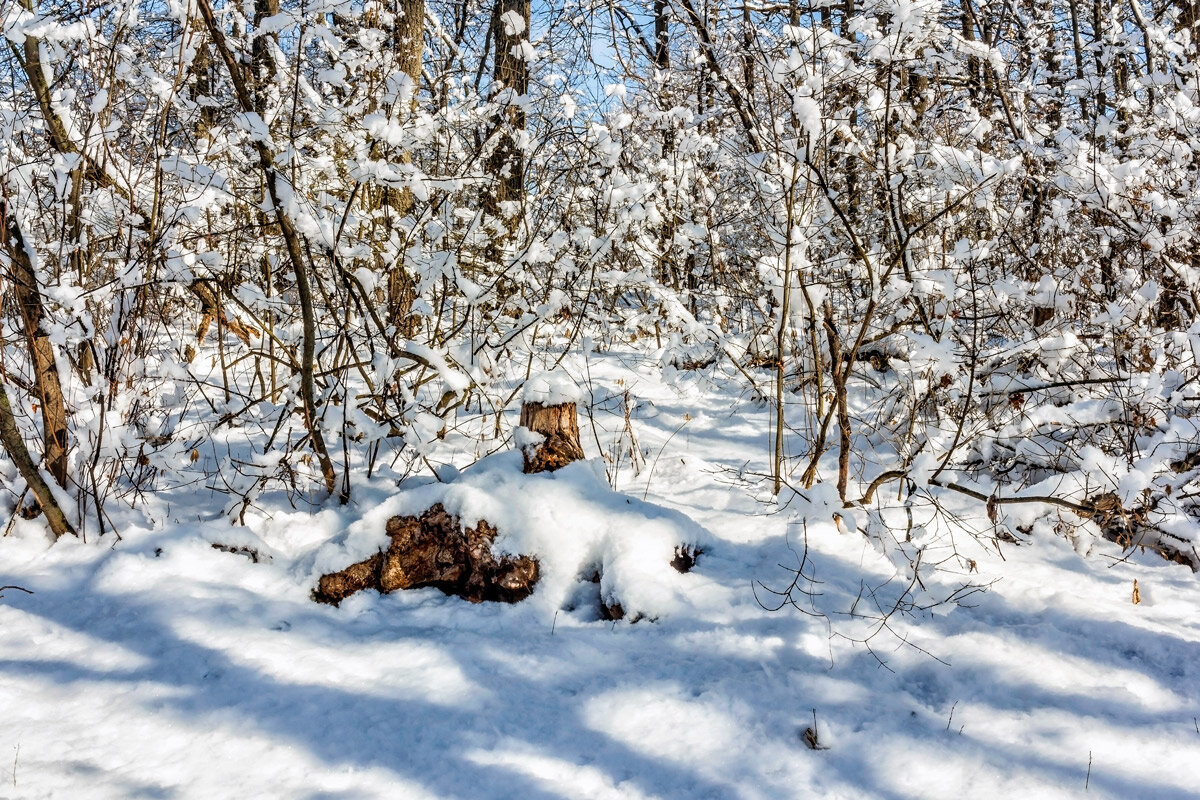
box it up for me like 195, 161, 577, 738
3, 497, 1198, 800
2, 575, 744, 799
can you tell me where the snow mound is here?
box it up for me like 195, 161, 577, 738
521, 371, 581, 405
311, 452, 713, 620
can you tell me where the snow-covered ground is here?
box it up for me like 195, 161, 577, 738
2, 354, 1198, 800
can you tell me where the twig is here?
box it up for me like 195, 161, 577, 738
856, 470, 1100, 516
0, 585, 33, 599
1085, 750, 1092, 790
3, 487, 29, 537
803, 709, 830, 750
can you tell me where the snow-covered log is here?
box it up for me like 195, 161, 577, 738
313, 503, 539, 606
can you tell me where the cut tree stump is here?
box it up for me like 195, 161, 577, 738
313, 503, 539, 606
519, 400, 585, 473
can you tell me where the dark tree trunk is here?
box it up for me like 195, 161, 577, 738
386, 0, 425, 336
192, 33, 215, 140
654, 0, 678, 288
485, 0, 530, 239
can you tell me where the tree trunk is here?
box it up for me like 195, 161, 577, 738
741, 3, 754, 99
0, 383, 74, 538
192, 32, 216, 140
386, 0, 425, 336
519, 401, 585, 473
1, 195, 69, 489
196, 0, 339, 499
251, 0, 280, 110
485, 0, 530, 239
654, 0, 678, 288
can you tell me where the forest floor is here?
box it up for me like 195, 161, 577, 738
2, 349, 1198, 799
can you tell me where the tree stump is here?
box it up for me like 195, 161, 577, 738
519, 401, 585, 473
313, 503, 539, 605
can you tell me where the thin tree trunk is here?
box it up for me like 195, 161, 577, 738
742, 3, 754, 98
654, 0, 677, 288
192, 31, 216, 140
823, 303, 852, 504
1067, 0, 1091, 125
196, 0, 339, 499
773, 168, 799, 496
251, 0, 279, 109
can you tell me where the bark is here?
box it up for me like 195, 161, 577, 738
823, 302, 853, 504
485, 0, 531, 238
654, 0, 678, 288
1067, 0, 1090, 125
385, 0, 425, 335
519, 401, 585, 473
654, 0, 670, 78
773, 170, 798, 496
17, 5, 73, 158
1, 196, 69, 489
0, 383, 74, 538
391, 0, 425, 214
961, 0, 984, 104
314, 503, 539, 605
251, 0, 279, 110
192, 32, 216, 140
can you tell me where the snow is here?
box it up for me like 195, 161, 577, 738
2, 355, 1199, 799
499, 10, 525, 37
310, 450, 710, 620
522, 370, 582, 405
